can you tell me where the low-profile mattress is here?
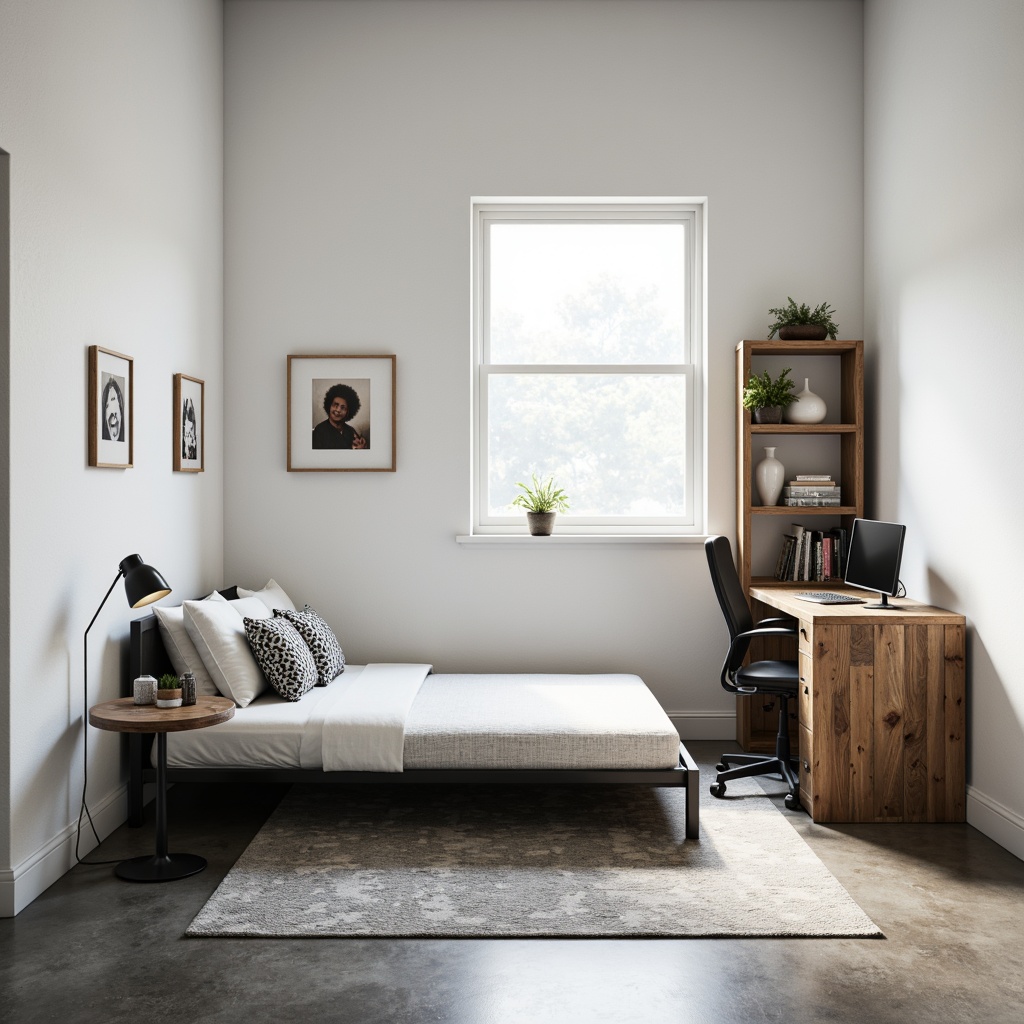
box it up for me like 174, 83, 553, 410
163, 668, 680, 771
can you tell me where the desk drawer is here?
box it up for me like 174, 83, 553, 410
797, 620, 813, 657
798, 652, 813, 730
798, 723, 814, 814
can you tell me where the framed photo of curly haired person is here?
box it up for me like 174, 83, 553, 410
88, 345, 133, 468
173, 373, 204, 472
287, 354, 396, 472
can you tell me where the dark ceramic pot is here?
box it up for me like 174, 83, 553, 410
777, 324, 828, 341
752, 406, 784, 424
526, 512, 556, 536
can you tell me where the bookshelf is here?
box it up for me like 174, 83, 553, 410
735, 339, 864, 752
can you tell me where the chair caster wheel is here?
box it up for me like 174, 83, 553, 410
784, 793, 800, 811
710, 782, 726, 798
715, 763, 728, 773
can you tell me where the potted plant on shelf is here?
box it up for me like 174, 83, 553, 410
742, 367, 798, 423
511, 473, 570, 536
767, 298, 839, 340
156, 673, 183, 709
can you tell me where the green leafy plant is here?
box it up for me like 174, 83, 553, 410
767, 298, 839, 339
158, 673, 181, 692
742, 368, 798, 410
511, 473, 570, 514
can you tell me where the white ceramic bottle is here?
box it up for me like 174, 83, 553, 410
784, 378, 827, 424
755, 447, 785, 506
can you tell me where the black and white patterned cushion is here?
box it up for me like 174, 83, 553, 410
242, 617, 317, 701
275, 606, 345, 686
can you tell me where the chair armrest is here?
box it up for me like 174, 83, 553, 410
731, 625, 797, 643
758, 616, 798, 630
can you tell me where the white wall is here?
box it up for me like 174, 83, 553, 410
865, 0, 1024, 858
223, 0, 864, 730
0, 0, 224, 915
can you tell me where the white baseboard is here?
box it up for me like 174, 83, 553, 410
0, 784, 128, 918
967, 785, 1024, 863
668, 711, 736, 742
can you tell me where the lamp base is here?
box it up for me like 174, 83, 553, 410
115, 853, 206, 883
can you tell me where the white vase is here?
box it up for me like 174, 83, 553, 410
784, 378, 827, 424
755, 447, 785, 506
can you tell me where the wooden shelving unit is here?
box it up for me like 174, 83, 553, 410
735, 339, 864, 752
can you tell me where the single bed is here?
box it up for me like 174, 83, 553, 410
126, 614, 699, 838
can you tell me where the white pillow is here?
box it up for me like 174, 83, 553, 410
153, 591, 226, 697
183, 596, 271, 707
236, 578, 297, 614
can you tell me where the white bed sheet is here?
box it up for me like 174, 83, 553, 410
162, 667, 680, 771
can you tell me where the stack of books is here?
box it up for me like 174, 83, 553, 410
781, 474, 841, 507
774, 524, 849, 582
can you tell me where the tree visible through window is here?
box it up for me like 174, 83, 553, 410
473, 201, 705, 535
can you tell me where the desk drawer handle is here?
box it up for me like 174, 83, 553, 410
802, 760, 810, 774
800, 628, 808, 640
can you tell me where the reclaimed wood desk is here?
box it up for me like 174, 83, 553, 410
750, 586, 966, 824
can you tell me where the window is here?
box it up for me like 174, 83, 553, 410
471, 199, 705, 536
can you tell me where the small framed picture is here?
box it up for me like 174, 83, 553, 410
287, 354, 396, 472
173, 374, 205, 472
88, 346, 133, 469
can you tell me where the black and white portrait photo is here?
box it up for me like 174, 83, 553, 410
173, 373, 205, 472
101, 373, 126, 442
287, 355, 395, 472
311, 378, 371, 450
89, 346, 134, 469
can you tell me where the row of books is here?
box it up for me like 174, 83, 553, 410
780, 474, 841, 508
774, 525, 849, 582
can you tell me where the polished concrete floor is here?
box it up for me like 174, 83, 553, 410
2, 742, 1023, 1024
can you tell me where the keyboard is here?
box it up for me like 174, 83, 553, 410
796, 592, 864, 604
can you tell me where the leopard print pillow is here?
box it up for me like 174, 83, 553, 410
243, 616, 317, 701
275, 607, 345, 686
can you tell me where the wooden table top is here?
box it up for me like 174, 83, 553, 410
750, 585, 967, 625
89, 695, 235, 734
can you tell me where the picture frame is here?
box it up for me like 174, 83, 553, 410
287, 354, 396, 472
173, 373, 205, 473
88, 345, 134, 469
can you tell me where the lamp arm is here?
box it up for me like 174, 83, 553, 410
84, 569, 126, 645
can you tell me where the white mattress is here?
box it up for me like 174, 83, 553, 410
163, 667, 680, 771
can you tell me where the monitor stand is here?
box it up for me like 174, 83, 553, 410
863, 592, 899, 610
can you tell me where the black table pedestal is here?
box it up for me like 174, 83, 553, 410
116, 733, 206, 883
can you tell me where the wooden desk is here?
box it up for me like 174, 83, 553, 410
750, 587, 966, 824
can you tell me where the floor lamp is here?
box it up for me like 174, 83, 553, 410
77, 554, 171, 862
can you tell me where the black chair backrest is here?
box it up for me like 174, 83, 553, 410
705, 536, 755, 670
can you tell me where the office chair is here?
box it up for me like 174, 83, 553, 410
704, 535, 802, 811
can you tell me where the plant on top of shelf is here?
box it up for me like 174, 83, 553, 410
742, 367, 797, 423
767, 298, 839, 340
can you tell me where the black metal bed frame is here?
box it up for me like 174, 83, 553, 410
127, 614, 700, 839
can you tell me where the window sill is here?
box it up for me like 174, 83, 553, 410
455, 534, 709, 546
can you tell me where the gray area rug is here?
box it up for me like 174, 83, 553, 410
186, 761, 882, 939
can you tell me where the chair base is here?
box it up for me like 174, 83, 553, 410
710, 695, 802, 810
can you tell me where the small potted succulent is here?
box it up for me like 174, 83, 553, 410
511, 473, 570, 536
156, 673, 183, 709
741, 367, 798, 423
767, 298, 839, 341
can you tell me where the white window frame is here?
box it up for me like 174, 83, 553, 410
471, 197, 706, 537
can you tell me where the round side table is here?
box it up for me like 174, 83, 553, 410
89, 695, 234, 882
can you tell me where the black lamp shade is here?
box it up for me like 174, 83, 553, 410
119, 554, 171, 608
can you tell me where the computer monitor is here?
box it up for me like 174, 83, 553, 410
844, 518, 906, 609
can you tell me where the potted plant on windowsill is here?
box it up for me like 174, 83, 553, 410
767, 298, 839, 341
741, 367, 798, 423
511, 474, 570, 536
